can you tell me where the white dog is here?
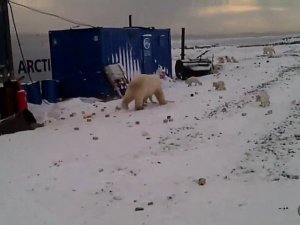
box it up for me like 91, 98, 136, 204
263, 46, 276, 57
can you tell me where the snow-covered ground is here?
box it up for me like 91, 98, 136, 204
1, 36, 300, 225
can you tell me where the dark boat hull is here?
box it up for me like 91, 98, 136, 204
175, 59, 213, 80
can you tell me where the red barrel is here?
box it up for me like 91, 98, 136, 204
17, 90, 28, 112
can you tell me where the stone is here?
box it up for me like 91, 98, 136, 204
198, 178, 206, 186
135, 207, 144, 211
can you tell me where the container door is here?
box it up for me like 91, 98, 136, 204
141, 34, 153, 74
76, 30, 102, 97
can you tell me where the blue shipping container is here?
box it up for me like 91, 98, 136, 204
49, 27, 172, 98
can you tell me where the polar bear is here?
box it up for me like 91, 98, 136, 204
224, 56, 232, 63
122, 74, 167, 110
213, 81, 226, 91
263, 46, 275, 57
231, 56, 238, 63
217, 57, 225, 64
185, 77, 202, 87
256, 90, 270, 107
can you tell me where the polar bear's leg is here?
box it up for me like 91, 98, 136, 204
271, 49, 275, 56
134, 95, 145, 110
196, 80, 202, 86
267, 50, 272, 57
149, 95, 156, 103
143, 96, 148, 106
154, 88, 167, 105
122, 94, 134, 110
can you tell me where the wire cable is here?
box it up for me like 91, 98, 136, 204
8, 1, 33, 82
9, 0, 95, 28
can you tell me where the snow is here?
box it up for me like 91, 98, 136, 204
2, 35, 300, 225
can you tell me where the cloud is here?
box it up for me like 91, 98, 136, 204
196, 5, 261, 16
269, 7, 287, 12
8, 0, 300, 36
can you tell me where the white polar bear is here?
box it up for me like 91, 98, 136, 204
213, 80, 226, 91
122, 74, 167, 110
256, 90, 270, 107
263, 46, 276, 57
217, 57, 224, 64
224, 56, 232, 63
231, 56, 238, 63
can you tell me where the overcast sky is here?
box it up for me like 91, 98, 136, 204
9, 0, 300, 37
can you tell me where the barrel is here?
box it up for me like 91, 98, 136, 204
41, 80, 59, 103
17, 90, 28, 112
23, 81, 42, 105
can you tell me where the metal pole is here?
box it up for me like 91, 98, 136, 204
129, 14, 132, 27
180, 27, 185, 60
0, 0, 14, 82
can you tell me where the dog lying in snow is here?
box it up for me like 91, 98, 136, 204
185, 77, 202, 87
256, 90, 270, 107
213, 81, 226, 90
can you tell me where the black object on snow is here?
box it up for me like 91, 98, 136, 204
0, 109, 42, 135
